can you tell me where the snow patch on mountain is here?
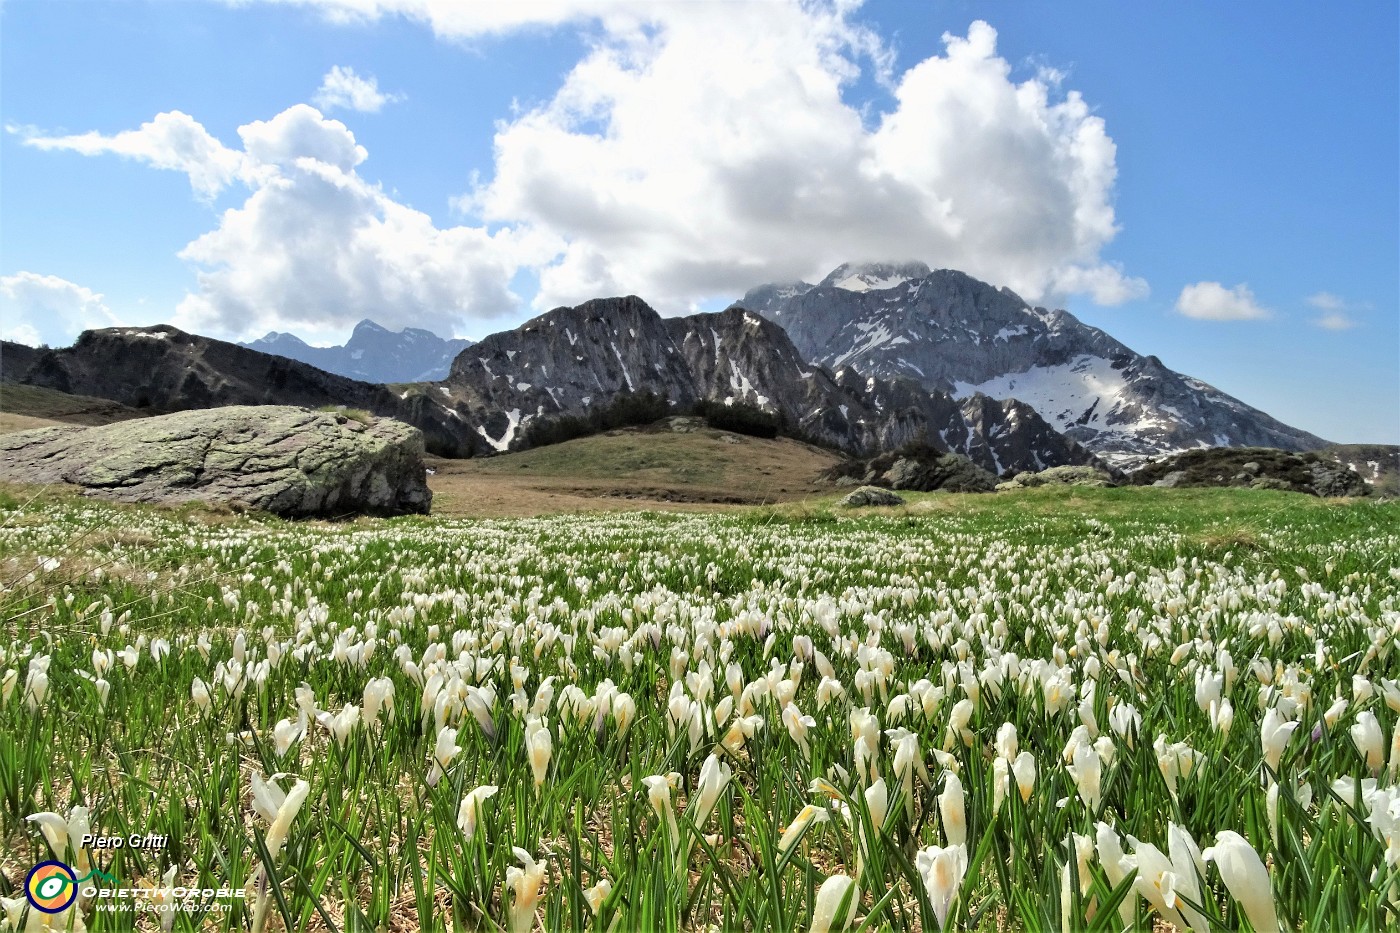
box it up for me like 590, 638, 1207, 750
820, 261, 932, 294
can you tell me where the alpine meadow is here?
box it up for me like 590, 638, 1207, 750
1, 1, 1397, 931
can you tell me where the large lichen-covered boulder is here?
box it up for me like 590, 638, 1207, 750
0, 405, 431, 516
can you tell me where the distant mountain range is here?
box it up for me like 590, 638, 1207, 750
739, 263, 1328, 469
243, 319, 472, 383
1, 262, 1336, 475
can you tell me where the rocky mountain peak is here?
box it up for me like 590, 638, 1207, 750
742, 263, 1329, 469
244, 318, 473, 383
818, 260, 932, 292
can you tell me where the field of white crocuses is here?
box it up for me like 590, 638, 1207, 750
1, 488, 1398, 932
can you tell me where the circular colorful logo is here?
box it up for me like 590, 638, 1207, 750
25, 860, 78, 914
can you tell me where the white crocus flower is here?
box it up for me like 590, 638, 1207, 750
915, 843, 967, 930
1379, 678, 1400, 713
464, 685, 497, 739
363, 677, 395, 726
1067, 740, 1102, 810
995, 722, 1018, 761
1, 896, 25, 930
250, 772, 310, 863
1260, 707, 1298, 779
1351, 711, 1385, 776
1012, 751, 1036, 803
1107, 701, 1140, 748
847, 777, 890, 880
1167, 824, 1210, 933
320, 704, 360, 746
938, 772, 966, 846
273, 714, 306, 759
1264, 779, 1313, 848
1120, 837, 1188, 931
1154, 735, 1195, 801
810, 874, 859, 933
24, 664, 48, 712
1322, 697, 1349, 729
27, 807, 91, 879
526, 717, 553, 788
1060, 832, 1096, 927
611, 692, 636, 736
778, 804, 829, 854
1202, 831, 1280, 933
150, 865, 179, 932
191, 678, 212, 714
427, 726, 461, 787
456, 785, 498, 843
945, 698, 975, 750
887, 728, 930, 821
642, 774, 681, 862
1209, 697, 1234, 736
583, 878, 612, 916
689, 753, 732, 832
1094, 822, 1136, 927
783, 703, 817, 759
506, 847, 547, 933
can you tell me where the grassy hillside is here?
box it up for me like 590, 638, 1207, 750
428, 424, 845, 516
0, 383, 148, 432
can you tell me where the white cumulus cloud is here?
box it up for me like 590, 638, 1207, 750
0, 272, 121, 347
1175, 281, 1271, 321
464, 13, 1144, 311
20, 104, 547, 343
27, 2, 1149, 339
313, 65, 403, 112
231, 2, 1144, 312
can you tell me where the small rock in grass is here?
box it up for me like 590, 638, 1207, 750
839, 485, 905, 508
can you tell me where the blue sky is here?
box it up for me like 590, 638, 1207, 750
2, 1, 1396, 443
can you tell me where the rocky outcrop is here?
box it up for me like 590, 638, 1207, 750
825, 446, 998, 493
838, 485, 905, 507
2, 340, 46, 383
740, 265, 1330, 469
0, 406, 431, 516
1130, 447, 1367, 497
1320, 444, 1400, 497
245, 319, 473, 384
12, 326, 478, 456
957, 393, 1107, 477
996, 465, 1117, 490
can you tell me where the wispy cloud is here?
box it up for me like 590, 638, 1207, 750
1306, 291, 1361, 329
312, 66, 403, 113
